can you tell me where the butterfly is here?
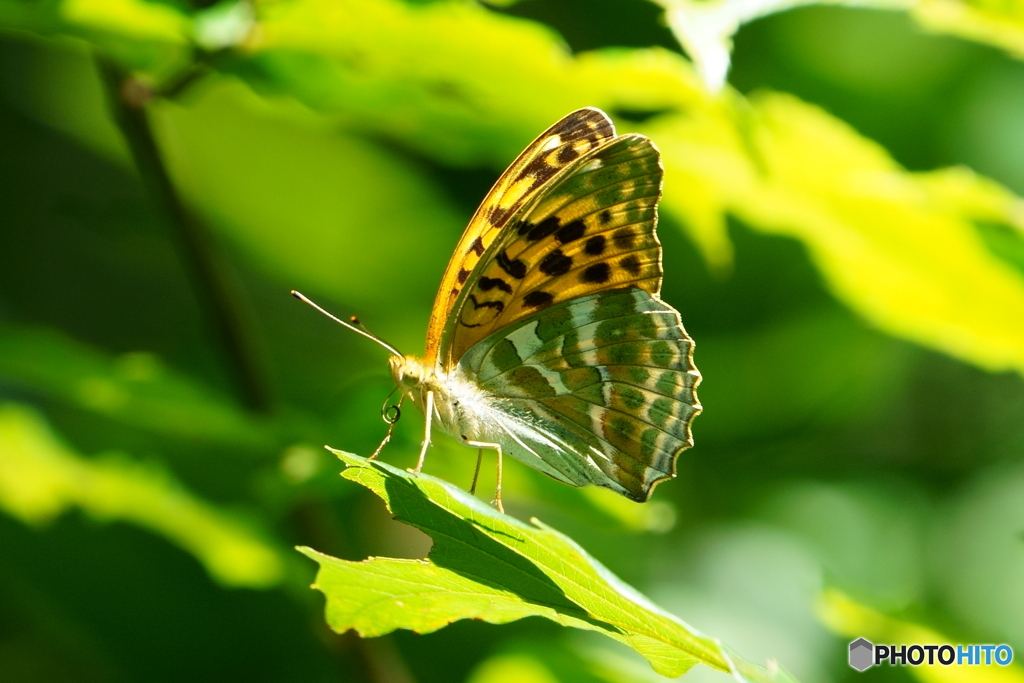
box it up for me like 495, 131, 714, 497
295, 107, 700, 512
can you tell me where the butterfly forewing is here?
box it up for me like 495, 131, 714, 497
446, 133, 664, 363
460, 288, 701, 500
424, 108, 615, 365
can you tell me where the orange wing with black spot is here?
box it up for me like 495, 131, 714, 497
424, 108, 615, 366
432, 110, 665, 366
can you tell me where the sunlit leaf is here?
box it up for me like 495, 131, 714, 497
152, 78, 460, 319
651, 0, 911, 91
0, 403, 286, 588
649, 0, 1024, 91
0, 325, 276, 448
648, 93, 1024, 377
0, 0, 193, 75
300, 450, 798, 682
912, 0, 1024, 60
468, 640, 669, 683
242, 0, 707, 166
60, 0, 190, 44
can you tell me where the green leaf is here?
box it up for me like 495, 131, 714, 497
651, 0, 911, 91
300, 450, 798, 682
151, 78, 461, 318
648, 93, 1024, 377
468, 640, 669, 683
911, 0, 1024, 60
0, 403, 286, 588
650, 0, 1024, 91
0, 0, 193, 76
60, 0, 191, 44
240, 0, 708, 166
0, 325, 277, 448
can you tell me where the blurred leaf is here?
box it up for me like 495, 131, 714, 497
300, 450, 798, 682
694, 312, 908, 444
152, 77, 459, 321
818, 589, 1024, 683
650, 93, 1024, 377
468, 639, 669, 683
764, 482, 926, 611
469, 652, 564, 683
651, 0, 911, 92
933, 463, 1024, 651
0, 403, 286, 587
0, 0, 192, 76
61, 0, 190, 44
650, 524, 833, 682
242, 0, 708, 166
0, 325, 279, 447
912, 0, 1024, 60
193, 0, 255, 50
649, 0, 1024, 91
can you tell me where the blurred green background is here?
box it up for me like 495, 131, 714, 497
2, 0, 1024, 681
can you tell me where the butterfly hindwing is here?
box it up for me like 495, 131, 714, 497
459, 288, 701, 501
446, 133, 664, 363
424, 108, 615, 364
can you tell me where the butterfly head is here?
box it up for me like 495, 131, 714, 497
389, 355, 432, 393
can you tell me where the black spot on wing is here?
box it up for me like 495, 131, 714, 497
584, 235, 606, 255
523, 291, 555, 308
496, 250, 527, 279
457, 268, 470, 284
557, 144, 580, 163
581, 262, 611, 283
599, 209, 613, 225
613, 229, 636, 249
539, 249, 573, 276
487, 204, 511, 227
524, 216, 561, 242
559, 109, 612, 141
468, 294, 505, 313
620, 254, 642, 275
518, 155, 560, 192
479, 276, 512, 293
460, 295, 504, 327
554, 219, 586, 244
469, 236, 486, 256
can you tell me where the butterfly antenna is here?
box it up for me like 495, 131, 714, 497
291, 291, 403, 357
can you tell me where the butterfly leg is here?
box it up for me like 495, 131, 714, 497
411, 390, 434, 474
469, 449, 483, 495
464, 440, 504, 514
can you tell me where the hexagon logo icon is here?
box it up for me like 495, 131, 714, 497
849, 638, 874, 671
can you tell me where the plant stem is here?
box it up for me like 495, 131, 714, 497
96, 55, 270, 413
